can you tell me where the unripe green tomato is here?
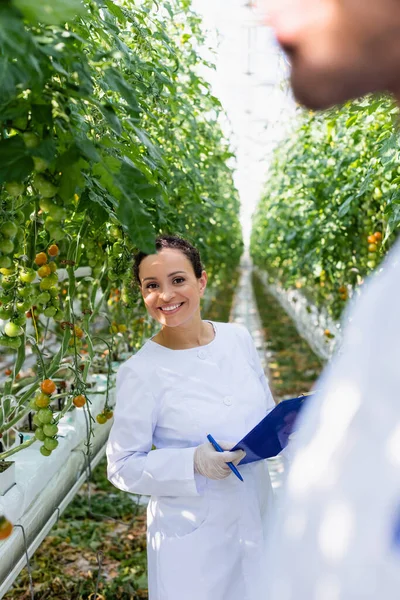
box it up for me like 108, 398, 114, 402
48, 205, 67, 221
0, 307, 12, 319
37, 408, 53, 424
35, 427, 46, 442
43, 306, 57, 317
0, 335, 21, 349
1, 277, 14, 290
39, 274, 58, 290
22, 132, 39, 149
43, 437, 58, 451
0, 291, 12, 304
43, 423, 58, 437
19, 268, 36, 284
0, 239, 14, 255
5, 182, 24, 197
35, 392, 50, 408
18, 285, 32, 299
40, 446, 52, 457
88, 258, 97, 268
33, 174, 57, 198
4, 321, 23, 337
53, 309, 64, 321
367, 260, 377, 269
0, 256, 12, 269
0, 222, 18, 238
32, 414, 41, 426
16, 300, 30, 311
32, 156, 48, 173
29, 397, 38, 409
49, 287, 59, 298
37, 292, 51, 305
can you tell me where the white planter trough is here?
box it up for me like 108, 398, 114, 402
0, 461, 16, 496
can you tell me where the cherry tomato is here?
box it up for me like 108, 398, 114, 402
34, 252, 47, 266
19, 268, 36, 284
96, 414, 107, 425
37, 408, 53, 424
48, 244, 59, 257
35, 392, 51, 408
41, 379, 56, 395
35, 427, 46, 441
73, 394, 86, 408
43, 437, 58, 451
4, 322, 23, 338
40, 446, 52, 456
37, 265, 51, 278
43, 423, 58, 436
0, 222, 18, 238
0, 516, 13, 540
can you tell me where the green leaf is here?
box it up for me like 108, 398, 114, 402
13, 0, 86, 25
0, 136, 34, 183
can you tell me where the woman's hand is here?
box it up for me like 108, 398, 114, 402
194, 441, 246, 480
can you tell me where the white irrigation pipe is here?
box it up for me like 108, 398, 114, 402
255, 268, 342, 361
0, 420, 112, 599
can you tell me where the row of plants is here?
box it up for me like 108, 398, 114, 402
0, 0, 243, 541
251, 95, 400, 320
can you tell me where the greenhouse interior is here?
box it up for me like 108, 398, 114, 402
1, 0, 400, 598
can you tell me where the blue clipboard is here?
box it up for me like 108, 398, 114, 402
230, 393, 313, 464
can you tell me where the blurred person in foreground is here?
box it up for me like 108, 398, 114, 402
258, 1, 400, 598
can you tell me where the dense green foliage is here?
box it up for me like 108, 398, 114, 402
251, 96, 400, 319
0, 0, 242, 459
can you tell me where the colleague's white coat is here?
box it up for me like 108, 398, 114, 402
107, 321, 275, 600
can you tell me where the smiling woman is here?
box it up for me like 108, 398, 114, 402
106, 234, 278, 600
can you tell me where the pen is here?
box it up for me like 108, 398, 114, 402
207, 434, 244, 482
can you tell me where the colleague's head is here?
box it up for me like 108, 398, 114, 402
134, 235, 207, 327
263, 0, 400, 109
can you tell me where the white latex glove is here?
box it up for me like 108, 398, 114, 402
194, 441, 246, 480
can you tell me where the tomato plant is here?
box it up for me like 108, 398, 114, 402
251, 96, 400, 320
0, 0, 243, 463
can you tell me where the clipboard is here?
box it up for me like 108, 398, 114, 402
230, 393, 314, 464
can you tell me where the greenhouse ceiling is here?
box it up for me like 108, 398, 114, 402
191, 0, 295, 244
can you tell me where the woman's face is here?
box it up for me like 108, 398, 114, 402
139, 248, 207, 327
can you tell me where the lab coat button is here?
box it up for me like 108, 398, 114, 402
198, 350, 207, 359
224, 396, 233, 406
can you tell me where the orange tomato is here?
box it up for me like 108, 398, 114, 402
73, 394, 86, 408
48, 244, 59, 257
34, 252, 47, 266
374, 231, 382, 241
0, 516, 13, 540
40, 379, 56, 395
37, 265, 51, 278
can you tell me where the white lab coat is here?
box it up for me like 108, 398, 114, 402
107, 321, 276, 600
263, 239, 400, 600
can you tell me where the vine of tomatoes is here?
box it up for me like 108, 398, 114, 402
0, 0, 243, 460
251, 95, 399, 320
